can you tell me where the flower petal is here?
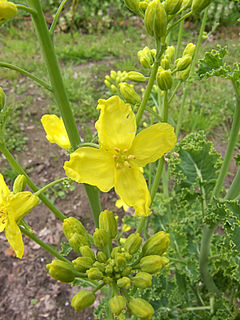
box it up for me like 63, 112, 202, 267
64, 147, 115, 192
130, 123, 177, 167
114, 166, 151, 217
5, 219, 24, 258
0, 173, 10, 204
7, 192, 39, 222
41, 114, 71, 150
96, 96, 136, 150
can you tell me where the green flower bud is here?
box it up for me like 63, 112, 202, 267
93, 261, 106, 273
115, 253, 127, 268
161, 58, 170, 69
128, 298, 154, 319
128, 71, 146, 82
191, 0, 211, 14
119, 82, 141, 105
72, 256, 93, 272
175, 54, 192, 71
69, 233, 90, 254
105, 264, 113, 275
138, 47, 154, 68
124, 233, 142, 255
63, 217, 89, 242
144, 0, 167, 39
140, 255, 169, 274
99, 210, 117, 239
133, 272, 152, 288
104, 79, 111, 88
97, 251, 107, 263
13, 175, 27, 193
93, 228, 109, 249
163, 0, 183, 15
109, 295, 126, 315
142, 231, 170, 256
183, 43, 196, 57
0, 87, 5, 110
121, 266, 132, 277
117, 276, 131, 289
111, 246, 120, 259
139, 1, 149, 13
124, 0, 140, 15
71, 290, 95, 311
80, 246, 95, 262
157, 69, 173, 91
87, 267, 103, 280
46, 260, 75, 283
176, 65, 190, 81
165, 46, 175, 61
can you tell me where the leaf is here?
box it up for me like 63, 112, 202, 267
60, 241, 72, 256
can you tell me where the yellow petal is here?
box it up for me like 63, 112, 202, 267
96, 96, 136, 150
114, 166, 151, 217
0, 173, 10, 204
7, 192, 39, 222
5, 219, 24, 258
41, 114, 71, 150
130, 123, 177, 167
64, 147, 115, 192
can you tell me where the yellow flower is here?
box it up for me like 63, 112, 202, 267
0, 174, 39, 258
115, 198, 129, 212
64, 96, 176, 216
0, 0, 17, 24
41, 114, 71, 150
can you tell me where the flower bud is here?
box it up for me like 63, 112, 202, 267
69, 233, 90, 254
140, 255, 169, 274
144, 0, 167, 39
138, 47, 154, 68
133, 272, 152, 288
183, 43, 196, 57
99, 210, 117, 239
71, 290, 95, 311
63, 217, 89, 241
165, 45, 175, 61
97, 251, 107, 263
161, 58, 170, 69
46, 260, 76, 283
13, 175, 27, 193
142, 231, 170, 256
128, 71, 146, 82
124, 0, 140, 15
110, 70, 117, 80
124, 233, 142, 255
104, 79, 111, 88
117, 276, 131, 289
163, 0, 183, 15
128, 298, 154, 319
80, 246, 95, 262
175, 54, 192, 71
110, 84, 118, 92
93, 261, 105, 272
139, 1, 149, 13
0, 87, 5, 110
93, 228, 109, 249
109, 295, 126, 315
111, 246, 120, 259
176, 66, 190, 81
72, 257, 93, 272
119, 82, 141, 105
115, 253, 127, 268
191, 0, 211, 13
121, 266, 132, 276
87, 267, 103, 280
157, 69, 173, 91
0, 0, 17, 24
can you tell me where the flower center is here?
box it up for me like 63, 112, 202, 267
112, 147, 136, 169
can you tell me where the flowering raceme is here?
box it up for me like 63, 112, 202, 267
64, 96, 176, 216
0, 174, 39, 258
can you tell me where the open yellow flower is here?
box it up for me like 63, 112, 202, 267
64, 96, 176, 216
41, 114, 71, 150
0, 0, 17, 24
0, 174, 39, 258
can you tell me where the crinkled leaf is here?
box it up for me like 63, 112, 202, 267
60, 241, 72, 256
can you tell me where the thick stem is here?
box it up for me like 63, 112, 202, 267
83, 184, 101, 228
0, 143, 66, 221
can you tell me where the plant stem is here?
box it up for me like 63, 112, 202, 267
83, 184, 101, 228
34, 177, 68, 196
167, 11, 192, 35
49, 0, 69, 37
136, 41, 166, 125
225, 168, 240, 200
16, 4, 36, 15
0, 62, 52, 91
168, 81, 181, 105
20, 225, 70, 263
0, 143, 66, 221
175, 12, 185, 59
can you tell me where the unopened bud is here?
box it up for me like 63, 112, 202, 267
13, 175, 27, 193
139, 1, 149, 13
142, 231, 170, 256
124, 233, 142, 255
80, 246, 95, 262
138, 47, 154, 68
128, 298, 154, 319
0, 87, 5, 110
119, 82, 141, 105
46, 260, 75, 283
115, 253, 127, 268
157, 69, 173, 91
176, 66, 191, 81
183, 43, 196, 57
71, 290, 95, 311
140, 255, 169, 274
99, 210, 117, 239
117, 276, 131, 289
93, 261, 105, 272
69, 233, 90, 254
109, 295, 126, 315
110, 84, 117, 92
175, 54, 192, 71
97, 251, 107, 263
128, 71, 146, 82
165, 46, 175, 61
104, 79, 111, 88
110, 70, 117, 80
124, 0, 140, 15
93, 228, 109, 249
144, 0, 167, 39
63, 217, 89, 242
161, 58, 170, 69
163, 0, 183, 15
191, 0, 212, 14
0, 1, 17, 24
133, 272, 152, 288
72, 257, 93, 272
87, 267, 103, 280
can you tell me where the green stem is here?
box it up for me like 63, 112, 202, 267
34, 177, 68, 196
225, 168, 240, 200
184, 306, 211, 311
0, 143, 66, 221
136, 41, 166, 125
167, 11, 192, 35
49, 0, 69, 37
83, 184, 101, 228
168, 81, 181, 105
16, 4, 36, 15
92, 282, 105, 294
175, 12, 185, 59
0, 62, 52, 91
20, 225, 70, 263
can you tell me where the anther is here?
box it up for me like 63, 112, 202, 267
123, 149, 128, 153
124, 161, 131, 168
116, 163, 121, 169
113, 155, 119, 160
128, 155, 136, 160
114, 147, 120, 153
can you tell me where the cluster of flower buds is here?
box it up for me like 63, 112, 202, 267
104, 70, 128, 94
137, 46, 156, 69
175, 42, 196, 81
46, 210, 170, 318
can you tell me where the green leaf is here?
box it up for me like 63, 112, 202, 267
60, 241, 72, 256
